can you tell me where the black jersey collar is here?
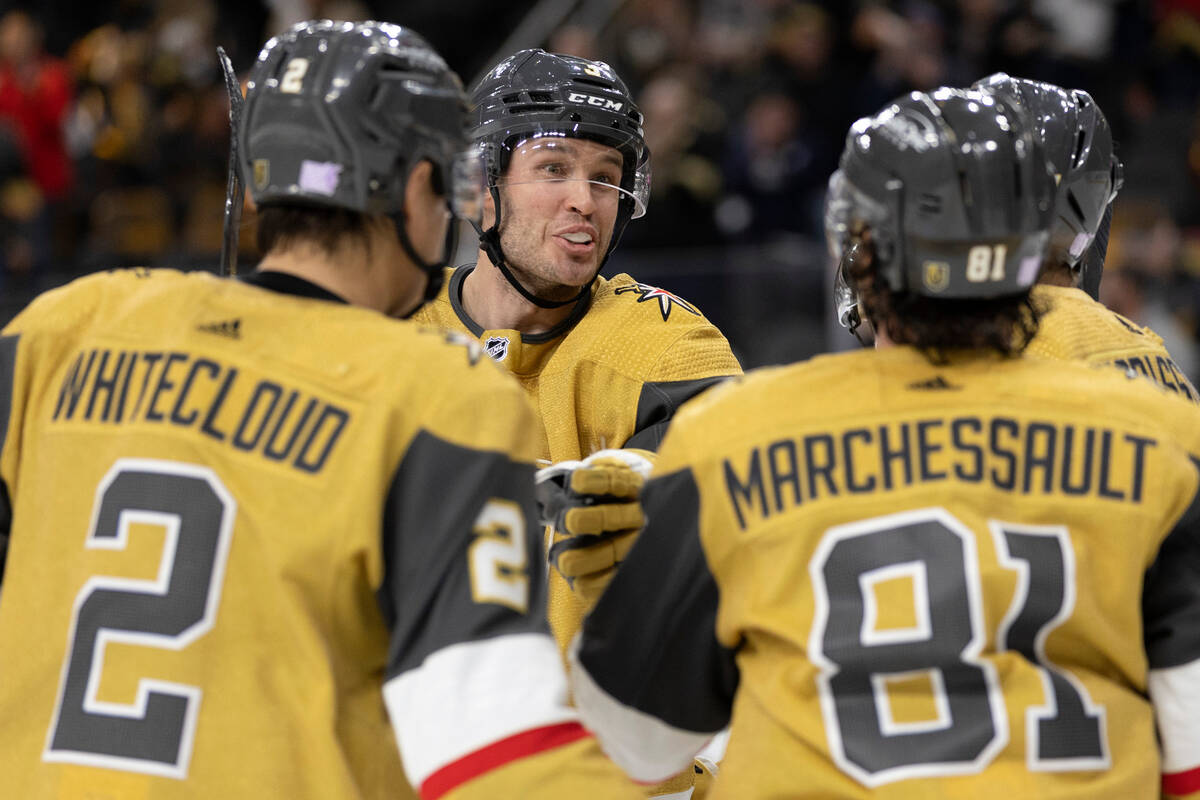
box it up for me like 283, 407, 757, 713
240, 270, 348, 304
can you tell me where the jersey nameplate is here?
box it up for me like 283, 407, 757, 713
51, 348, 351, 474
724, 416, 1155, 529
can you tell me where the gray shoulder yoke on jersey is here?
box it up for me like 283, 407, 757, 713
1143, 455, 1200, 670
376, 429, 548, 679
625, 376, 733, 452
578, 466, 738, 732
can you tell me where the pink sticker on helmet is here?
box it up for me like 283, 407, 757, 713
1017, 254, 1041, 286
299, 160, 343, 196
1069, 231, 1092, 257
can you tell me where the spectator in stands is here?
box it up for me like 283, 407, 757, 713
0, 10, 73, 276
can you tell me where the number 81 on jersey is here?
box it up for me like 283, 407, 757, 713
809, 507, 1108, 787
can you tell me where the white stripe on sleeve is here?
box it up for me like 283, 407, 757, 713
569, 634, 713, 784
1149, 658, 1200, 774
383, 632, 579, 789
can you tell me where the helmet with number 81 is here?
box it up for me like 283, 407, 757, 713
825, 87, 1056, 349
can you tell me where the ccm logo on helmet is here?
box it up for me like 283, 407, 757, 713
567, 92, 624, 112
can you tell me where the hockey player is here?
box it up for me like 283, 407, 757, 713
975, 73, 1198, 401
0, 21, 640, 800
837, 74, 1197, 400
571, 88, 1200, 799
412, 50, 741, 797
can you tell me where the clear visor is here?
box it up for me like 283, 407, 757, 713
825, 170, 860, 328
833, 255, 859, 329
824, 170, 853, 261
833, 251, 876, 347
449, 143, 486, 226
1109, 156, 1124, 204
495, 134, 650, 219
824, 170, 879, 346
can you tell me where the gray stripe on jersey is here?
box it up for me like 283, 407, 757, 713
578, 466, 738, 733
625, 376, 732, 451
1143, 455, 1200, 669
377, 430, 548, 679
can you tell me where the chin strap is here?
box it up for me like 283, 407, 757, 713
392, 209, 452, 319
475, 184, 598, 309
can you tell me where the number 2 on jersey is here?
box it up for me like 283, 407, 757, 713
809, 507, 1109, 788
44, 459, 235, 778
468, 499, 529, 613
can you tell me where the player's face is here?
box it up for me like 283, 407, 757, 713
494, 138, 623, 301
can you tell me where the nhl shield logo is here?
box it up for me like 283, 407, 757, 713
922, 260, 950, 293
484, 335, 510, 362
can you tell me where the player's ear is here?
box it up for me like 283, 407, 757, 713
481, 185, 497, 230
403, 160, 437, 216
401, 159, 451, 262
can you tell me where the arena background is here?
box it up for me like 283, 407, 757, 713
0, 0, 1197, 375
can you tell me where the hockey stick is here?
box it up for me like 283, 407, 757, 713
217, 46, 244, 277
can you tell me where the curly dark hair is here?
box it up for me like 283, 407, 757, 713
846, 228, 1042, 360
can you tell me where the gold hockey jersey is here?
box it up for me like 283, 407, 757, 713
573, 346, 1200, 800
1028, 283, 1198, 401
0, 269, 641, 800
413, 265, 742, 651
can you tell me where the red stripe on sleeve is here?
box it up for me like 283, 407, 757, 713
420, 721, 591, 800
1164, 765, 1200, 796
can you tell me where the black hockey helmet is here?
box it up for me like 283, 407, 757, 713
468, 49, 650, 308
238, 20, 482, 297
826, 88, 1056, 341
974, 73, 1122, 298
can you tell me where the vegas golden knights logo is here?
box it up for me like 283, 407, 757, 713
253, 159, 270, 191
923, 261, 950, 293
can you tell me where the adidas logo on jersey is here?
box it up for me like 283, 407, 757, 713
907, 375, 959, 391
197, 319, 242, 339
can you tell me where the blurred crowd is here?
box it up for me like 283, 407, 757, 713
0, 0, 1198, 374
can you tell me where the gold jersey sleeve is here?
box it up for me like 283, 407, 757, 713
1028, 284, 1199, 402
576, 345, 1200, 799
0, 269, 640, 800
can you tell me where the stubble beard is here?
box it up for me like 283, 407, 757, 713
496, 207, 605, 304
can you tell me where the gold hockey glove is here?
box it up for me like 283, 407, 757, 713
536, 448, 655, 609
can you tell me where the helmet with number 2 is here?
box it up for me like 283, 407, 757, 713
239, 20, 484, 289
825, 88, 1056, 343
